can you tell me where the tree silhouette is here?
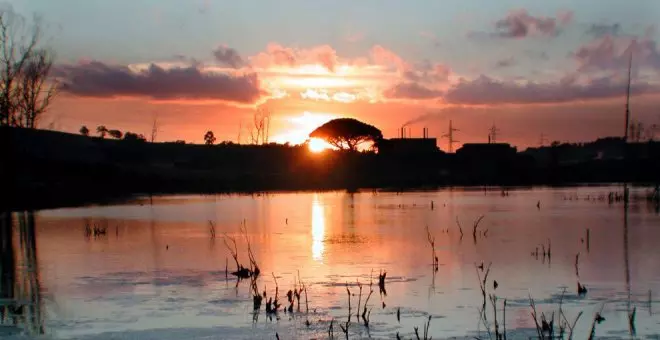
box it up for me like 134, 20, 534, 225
310, 118, 383, 151
204, 130, 216, 145
108, 129, 122, 139
79, 125, 89, 136
124, 132, 146, 142
0, 10, 57, 128
96, 125, 108, 138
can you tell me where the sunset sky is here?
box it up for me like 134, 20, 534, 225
9, 0, 660, 150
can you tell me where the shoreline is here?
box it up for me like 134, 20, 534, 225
6, 181, 657, 212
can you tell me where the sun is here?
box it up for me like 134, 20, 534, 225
308, 138, 331, 153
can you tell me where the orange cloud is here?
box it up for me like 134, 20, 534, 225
250, 43, 339, 72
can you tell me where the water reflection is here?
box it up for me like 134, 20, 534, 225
15, 187, 660, 339
0, 211, 44, 335
311, 194, 325, 262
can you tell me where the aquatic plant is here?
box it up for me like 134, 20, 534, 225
413, 315, 432, 340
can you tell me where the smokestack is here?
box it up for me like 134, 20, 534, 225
408, 127, 411, 139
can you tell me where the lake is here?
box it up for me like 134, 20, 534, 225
2, 186, 660, 339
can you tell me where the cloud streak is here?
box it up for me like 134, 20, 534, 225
443, 74, 657, 105
56, 61, 263, 103
572, 34, 660, 73
472, 9, 573, 39
384, 82, 443, 100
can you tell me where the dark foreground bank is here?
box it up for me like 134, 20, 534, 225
1, 127, 659, 210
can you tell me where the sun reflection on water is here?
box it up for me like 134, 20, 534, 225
311, 194, 325, 262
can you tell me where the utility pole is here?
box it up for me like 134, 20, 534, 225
539, 133, 548, 146
489, 124, 501, 143
442, 120, 459, 152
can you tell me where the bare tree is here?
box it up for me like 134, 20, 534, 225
150, 114, 159, 142
16, 49, 56, 128
237, 120, 243, 144
0, 9, 57, 128
248, 106, 271, 145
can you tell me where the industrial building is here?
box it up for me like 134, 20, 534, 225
378, 127, 440, 155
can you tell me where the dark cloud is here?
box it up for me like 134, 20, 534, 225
586, 23, 621, 38
212, 46, 245, 68
404, 60, 450, 83
572, 35, 660, 73
56, 61, 263, 103
495, 57, 516, 68
384, 82, 443, 100
443, 74, 656, 105
474, 9, 573, 39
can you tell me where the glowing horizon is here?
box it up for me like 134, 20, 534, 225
25, 0, 660, 149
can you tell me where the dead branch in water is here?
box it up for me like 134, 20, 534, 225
208, 220, 216, 239
378, 270, 387, 296
425, 225, 439, 271
529, 295, 543, 340
455, 217, 464, 239
297, 270, 309, 313
222, 223, 260, 279
489, 294, 501, 340
223, 233, 240, 272
476, 262, 492, 316
241, 221, 260, 276
414, 315, 433, 340
251, 276, 262, 311
503, 299, 507, 340
356, 280, 362, 321
473, 215, 485, 242
588, 303, 606, 340
339, 319, 350, 340
362, 273, 375, 327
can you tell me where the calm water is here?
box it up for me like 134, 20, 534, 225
3, 186, 660, 339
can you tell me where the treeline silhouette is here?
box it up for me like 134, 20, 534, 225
1, 126, 658, 210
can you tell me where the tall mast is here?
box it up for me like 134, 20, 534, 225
442, 120, 459, 152
624, 50, 632, 142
